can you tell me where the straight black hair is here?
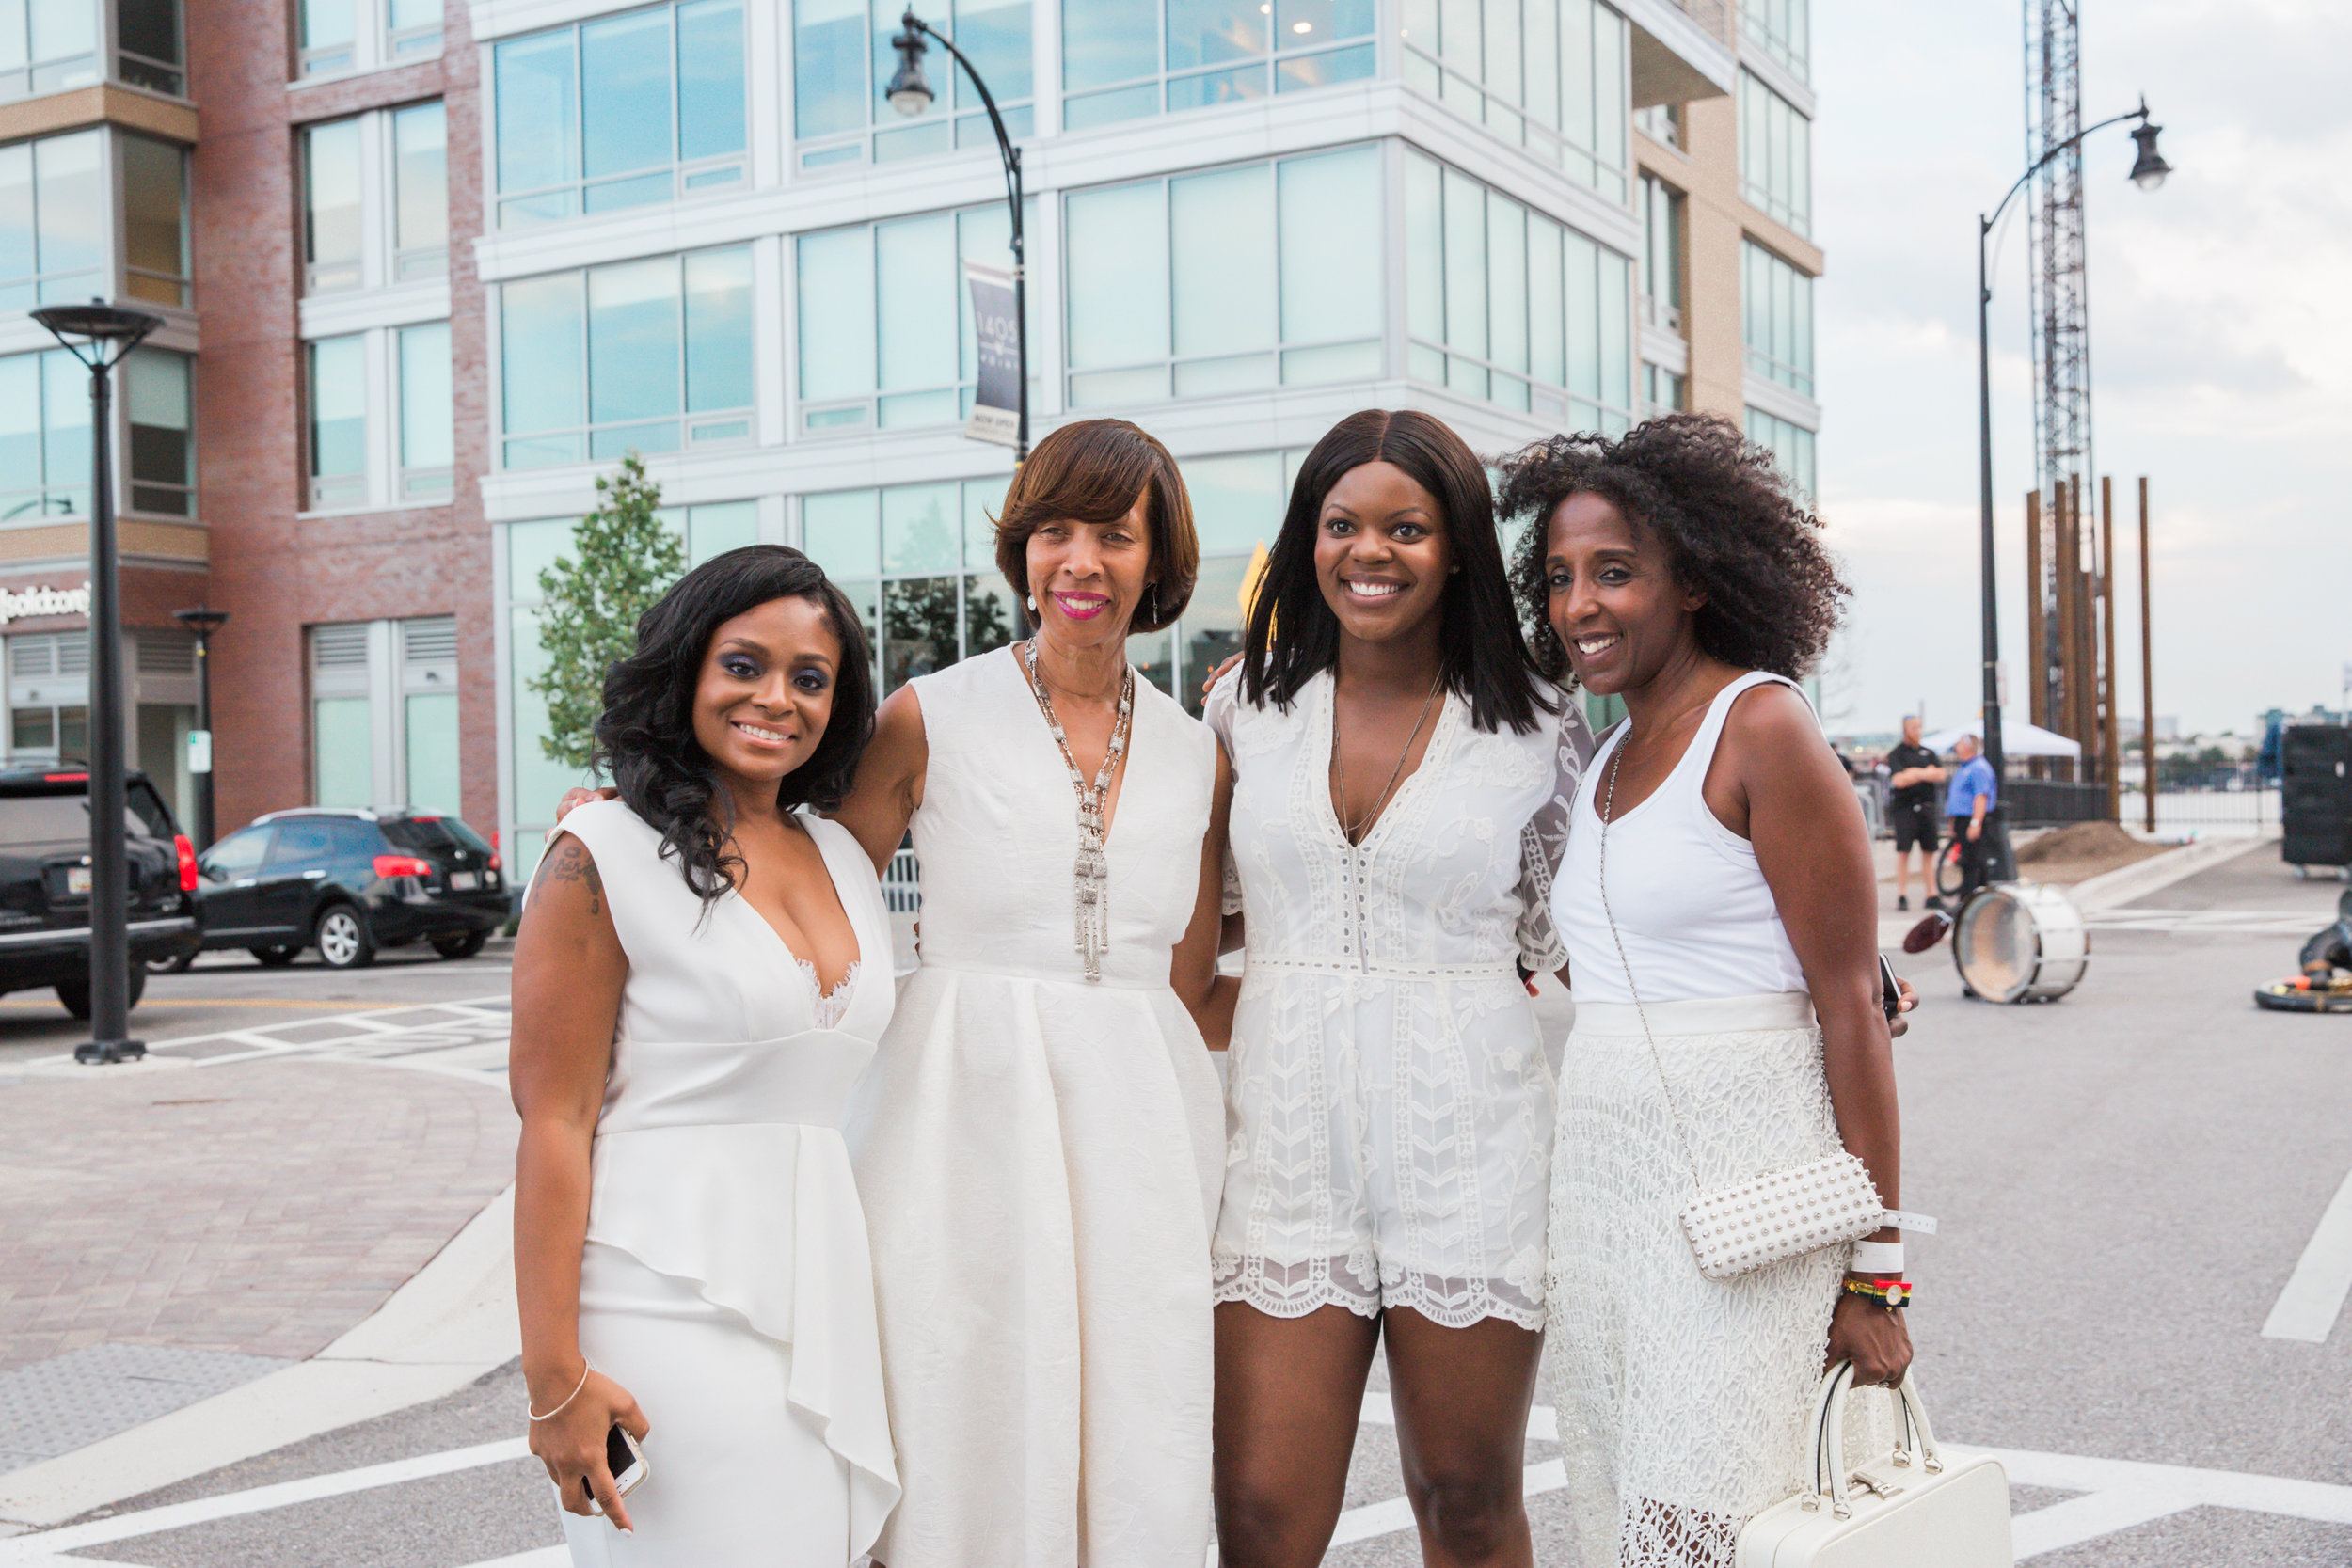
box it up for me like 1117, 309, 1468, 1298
1239, 409, 1550, 735
593, 545, 876, 905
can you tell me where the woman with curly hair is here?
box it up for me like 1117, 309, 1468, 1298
1503, 414, 1912, 1568
511, 546, 898, 1565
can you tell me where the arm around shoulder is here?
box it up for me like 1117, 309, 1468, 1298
828, 683, 928, 877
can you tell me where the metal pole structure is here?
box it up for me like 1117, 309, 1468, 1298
174, 607, 229, 848
2099, 474, 2121, 820
32, 301, 162, 1065
2139, 477, 2156, 833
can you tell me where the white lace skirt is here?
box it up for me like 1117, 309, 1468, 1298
1543, 992, 1851, 1568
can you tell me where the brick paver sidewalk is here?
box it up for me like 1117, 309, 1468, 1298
0, 1057, 516, 1375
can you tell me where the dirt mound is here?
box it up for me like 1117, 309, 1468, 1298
2015, 820, 2150, 865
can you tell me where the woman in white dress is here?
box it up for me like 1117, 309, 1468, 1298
1507, 416, 1914, 1568
511, 546, 898, 1565
1205, 410, 1592, 1568
831, 419, 1231, 1567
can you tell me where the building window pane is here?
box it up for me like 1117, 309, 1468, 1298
125, 348, 192, 515
795, 225, 876, 413
1739, 69, 1810, 236
308, 335, 366, 507
2, 0, 101, 98
1171, 163, 1273, 365
313, 695, 373, 806
1741, 0, 1806, 82
1745, 405, 1815, 500
580, 8, 673, 181
1065, 178, 1169, 394
684, 245, 753, 417
500, 272, 584, 466
1639, 170, 1681, 331
1063, 0, 1362, 129
1062, 0, 1152, 91
1276, 145, 1379, 373
1, 132, 110, 308
496, 29, 577, 216
119, 133, 188, 305
1741, 238, 1813, 396
302, 119, 362, 293
875, 213, 959, 404
791, 0, 867, 138
392, 101, 447, 278
587, 256, 682, 436
387, 0, 439, 53
398, 321, 453, 499
677, 0, 746, 161
403, 691, 461, 814
1403, 0, 1626, 199
299, 0, 355, 73
0, 348, 91, 520
686, 499, 758, 564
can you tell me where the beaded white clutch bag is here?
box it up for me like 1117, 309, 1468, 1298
1679, 1152, 1883, 1281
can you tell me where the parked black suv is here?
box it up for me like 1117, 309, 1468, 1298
0, 767, 201, 1016
189, 809, 510, 969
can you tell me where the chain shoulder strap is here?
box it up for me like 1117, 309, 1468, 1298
1597, 734, 1706, 1190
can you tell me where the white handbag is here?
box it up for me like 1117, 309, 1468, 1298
1738, 1362, 2013, 1567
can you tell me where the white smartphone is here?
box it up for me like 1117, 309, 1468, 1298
587, 1424, 648, 1513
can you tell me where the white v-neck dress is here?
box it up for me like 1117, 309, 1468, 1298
845, 645, 1224, 1568
551, 800, 897, 1568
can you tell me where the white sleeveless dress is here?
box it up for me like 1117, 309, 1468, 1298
1543, 673, 1857, 1568
551, 800, 898, 1568
844, 646, 1224, 1568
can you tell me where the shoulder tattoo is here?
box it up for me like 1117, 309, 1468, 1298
532, 838, 604, 917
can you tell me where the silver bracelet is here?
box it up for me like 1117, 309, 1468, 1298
527, 1362, 591, 1422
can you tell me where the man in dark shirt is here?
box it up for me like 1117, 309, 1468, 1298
1883, 715, 1946, 911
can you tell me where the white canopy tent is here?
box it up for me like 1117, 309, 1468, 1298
1920, 721, 2082, 760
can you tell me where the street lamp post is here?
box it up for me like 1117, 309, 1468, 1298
173, 606, 230, 849
1976, 101, 2169, 879
887, 8, 1026, 461
31, 298, 165, 1066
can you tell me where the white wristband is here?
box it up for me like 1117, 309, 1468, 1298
1851, 1240, 1905, 1275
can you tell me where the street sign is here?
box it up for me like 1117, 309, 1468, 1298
963, 260, 1019, 448
187, 728, 212, 775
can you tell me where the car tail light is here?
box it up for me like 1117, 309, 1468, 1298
373, 854, 435, 880
174, 834, 199, 893
44, 771, 88, 783
487, 854, 502, 871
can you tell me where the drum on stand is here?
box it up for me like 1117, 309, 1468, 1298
1953, 882, 2089, 1003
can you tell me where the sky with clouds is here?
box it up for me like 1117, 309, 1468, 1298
1810, 0, 2350, 739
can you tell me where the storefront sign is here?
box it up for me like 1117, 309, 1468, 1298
0, 585, 91, 626
963, 260, 1020, 449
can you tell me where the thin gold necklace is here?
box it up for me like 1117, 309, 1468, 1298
1331, 669, 1444, 846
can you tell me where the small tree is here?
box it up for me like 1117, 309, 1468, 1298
529, 454, 686, 771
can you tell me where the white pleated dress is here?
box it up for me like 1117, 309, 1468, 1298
844, 646, 1224, 1568
552, 800, 898, 1568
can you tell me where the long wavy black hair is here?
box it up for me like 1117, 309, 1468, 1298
1240, 409, 1550, 735
1500, 414, 1846, 683
592, 545, 876, 904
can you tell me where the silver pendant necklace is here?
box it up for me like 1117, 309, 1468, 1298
1019, 639, 1135, 982
1330, 669, 1444, 846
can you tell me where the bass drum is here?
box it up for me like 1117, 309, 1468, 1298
1953, 881, 2089, 1004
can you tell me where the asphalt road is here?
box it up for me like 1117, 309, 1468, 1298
8, 847, 2350, 1566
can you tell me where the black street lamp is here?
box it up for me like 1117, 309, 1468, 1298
31, 298, 165, 1065
173, 606, 230, 849
888, 7, 1027, 461
1975, 101, 2168, 879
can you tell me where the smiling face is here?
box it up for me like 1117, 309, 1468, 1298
1025, 494, 1154, 653
689, 596, 843, 793
1541, 490, 1705, 697
1312, 461, 1452, 647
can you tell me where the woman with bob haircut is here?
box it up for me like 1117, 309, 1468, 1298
1203, 408, 1593, 1568
834, 417, 1232, 1567
511, 545, 898, 1566
1507, 414, 1912, 1567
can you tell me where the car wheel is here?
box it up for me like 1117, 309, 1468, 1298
313, 905, 376, 970
431, 929, 489, 960
147, 949, 198, 974
249, 944, 301, 967
56, 969, 146, 1020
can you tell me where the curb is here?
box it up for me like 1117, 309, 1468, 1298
2068, 832, 2276, 914
0, 1188, 518, 1528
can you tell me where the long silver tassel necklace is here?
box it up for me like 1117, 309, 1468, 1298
1019, 639, 1135, 982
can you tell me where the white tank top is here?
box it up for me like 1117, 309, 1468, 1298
1551, 671, 1812, 1005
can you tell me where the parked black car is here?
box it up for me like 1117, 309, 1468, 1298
190, 809, 510, 969
0, 766, 202, 1017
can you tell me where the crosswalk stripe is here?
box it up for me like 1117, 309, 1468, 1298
2262, 1164, 2352, 1343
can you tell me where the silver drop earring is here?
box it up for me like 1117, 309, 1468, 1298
1026, 594, 1038, 613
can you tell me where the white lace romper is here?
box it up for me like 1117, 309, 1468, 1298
1205, 668, 1592, 1328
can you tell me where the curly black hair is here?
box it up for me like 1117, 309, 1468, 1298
1499, 413, 1846, 683
592, 545, 876, 906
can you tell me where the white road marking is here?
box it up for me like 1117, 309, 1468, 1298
2009, 1489, 2193, 1558
2263, 1165, 2352, 1343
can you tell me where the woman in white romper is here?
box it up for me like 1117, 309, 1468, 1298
1205, 410, 1591, 1568
1506, 416, 1915, 1568
511, 546, 898, 1565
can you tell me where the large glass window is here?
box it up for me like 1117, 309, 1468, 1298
1399, 0, 1628, 199
1, 0, 98, 99
1637, 171, 1680, 332
1745, 405, 1815, 500
796, 0, 1032, 171
116, 0, 183, 95
0, 349, 90, 521
299, 0, 356, 74
1062, 0, 1372, 130
392, 100, 446, 279
1405, 150, 1632, 431
795, 200, 1035, 435
500, 245, 755, 468
398, 321, 453, 500
1063, 145, 1379, 408
1738, 68, 1809, 236
308, 335, 367, 508
0, 130, 105, 309
302, 118, 362, 293
1741, 238, 1813, 397
124, 348, 192, 515
1740, 0, 1807, 83
493, 0, 744, 228
120, 133, 188, 306
800, 478, 1020, 694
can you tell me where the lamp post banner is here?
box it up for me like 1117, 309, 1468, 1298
964, 260, 1020, 448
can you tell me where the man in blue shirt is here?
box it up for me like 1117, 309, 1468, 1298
1943, 734, 1998, 901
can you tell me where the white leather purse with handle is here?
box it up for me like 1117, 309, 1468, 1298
1737, 1362, 2013, 1568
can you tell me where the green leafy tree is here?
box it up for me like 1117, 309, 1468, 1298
528, 454, 685, 771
